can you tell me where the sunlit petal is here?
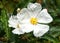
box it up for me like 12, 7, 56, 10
33, 24, 49, 37
22, 23, 34, 33
27, 3, 42, 17
12, 28, 24, 35
37, 9, 53, 23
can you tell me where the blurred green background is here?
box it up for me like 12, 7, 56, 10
0, 0, 60, 43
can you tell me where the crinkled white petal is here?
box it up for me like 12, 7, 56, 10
17, 8, 31, 20
27, 3, 36, 10
8, 15, 21, 28
21, 19, 30, 24
12, 28, 24, 35
22, 23, 34, 33
37, 9, 53, 23
27, 3, 42, 12
17, 13, 25, 20
8, 15, 18, 22
8, 19, 17, 28
27, 3, 42, 17
17, 8, 30, 20
33, 24, 49, 37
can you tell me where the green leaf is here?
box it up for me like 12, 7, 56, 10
49, 26, 60, 37
42, 34, 59, 43
1, 9, 11, 41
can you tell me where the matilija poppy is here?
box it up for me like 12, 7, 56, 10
17, 3, 53, 37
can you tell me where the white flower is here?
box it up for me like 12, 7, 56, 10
18, 3, 53, 37
8, 15, 25, 35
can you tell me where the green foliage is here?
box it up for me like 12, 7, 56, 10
0, 0, 60, 43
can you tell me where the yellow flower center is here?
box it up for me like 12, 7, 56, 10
30, 17, 38, 25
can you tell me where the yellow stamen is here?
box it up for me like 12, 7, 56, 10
30, 17, 38, 25
17, 24, 20, 28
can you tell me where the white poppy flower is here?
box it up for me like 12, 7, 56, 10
8, 15, 25, 35
19, 3, 53, 37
